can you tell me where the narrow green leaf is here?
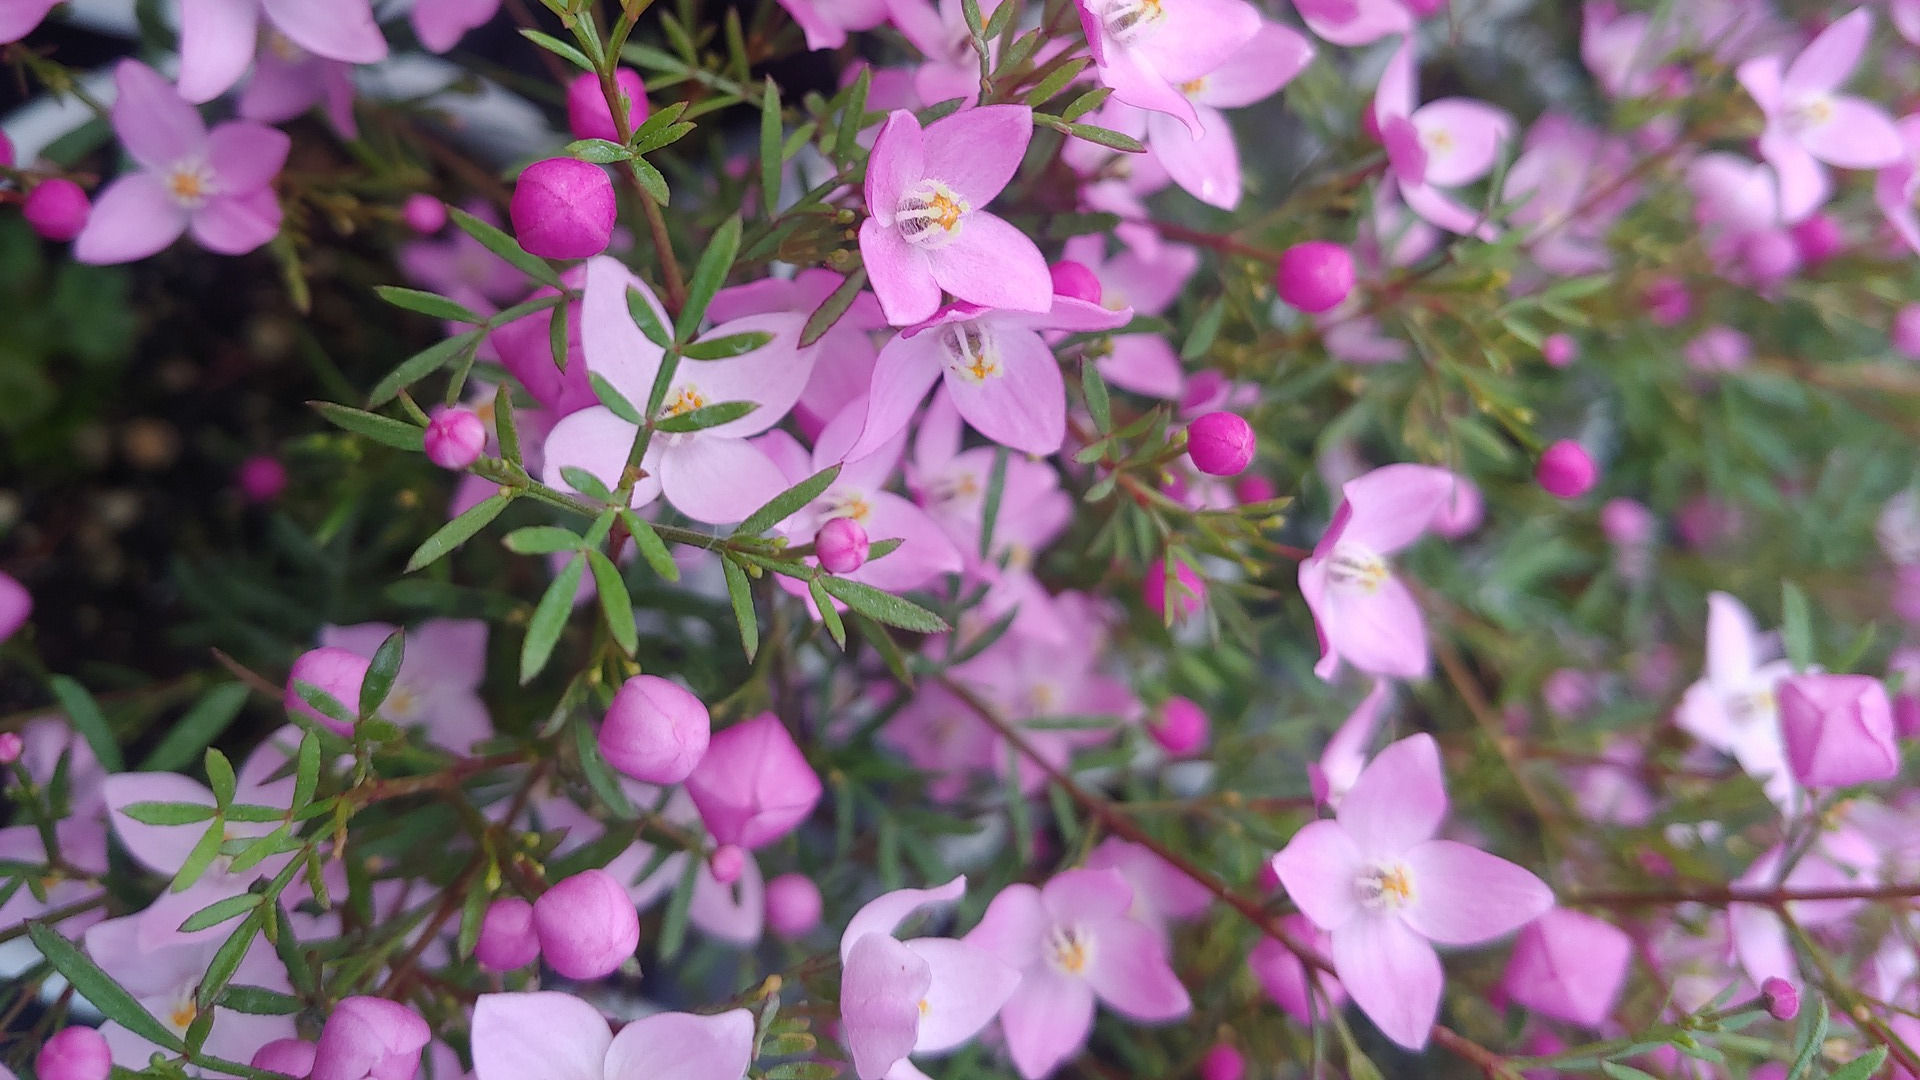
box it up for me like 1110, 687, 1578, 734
1058, 84, 1109, 122
518, 27, 595, 69
627, 285, 672, 348
722, 557, 760, 660
457, 878, 491, 959
631, 157, 671, 204
619, 510, 681, 582
734, 465, 842, 537
588, 550, 638, 656
49, 675, 122, 772
567, 138, 633, 163
205, 748, 237, 808
118, 800, 219, 825
854, 613, 913, 685
983, 0, 1015, 39
312, 401, 426, 452
357, 628, 405, 718
677, 215, 743, 341
1785, 995, 1829, 1080
1598, 1064, 1660, 1080
549, 297, 571, 373
1781, 581, 1814, 671
1055, 120, 1143, 153
495, 383, 522, 465
27, 923, 184, 1051
272, 904, 315, 996
631, 121, 697, 156
1828, 1047, 1889, 1080
799, 267, 868, 347
680, 331, 773, 360
218, 985, 304, 1016
141, 684, 248, 772
760, 77, 783, 217
834, 66, 872, 160
406, 492, 513, 572
1181, 297, 1225, 361
448, 206, 562, 288
367, 329, 487, 407
196, 912, 259, 1011
819, 577, 949, 633
375, 286, 484, 324
521, 556, 586, 684
573, 715, 638, 818
653, 400, 757, 433
292, 681, 355, 729
1026, 59, 1091, 108
178, 893, 263, 934
174, 820, 226, 892
1081, 363, 1111, 432
293, 731, 320, 811
503, 525, 584, 555
810, 578, 847, 648
979, 447, 1009, 561
559, 466, 616, 503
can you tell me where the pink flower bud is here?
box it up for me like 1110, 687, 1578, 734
709, 844, 745, 885
1429, 476, 1483, 538
312, 997, 430, 1080
1601, 498, 1655, 547
1739, 230, 1799, 289
1186, 412, 1255, 476
684, 712, 822, 849
1150, 696, 1208, 756
1143, 557, 1206, 621
1048, 259, 1102, 304
1791, 213, 1843, 265
1893, 303, 1920, 360
0, 570, 31, 644
815, 517, 870, 574
474, 897, 540, 972
1645, 275, 1691, 326
1234, 475, 1276, 504
1542, 333, 1577, 368
1762, 976, 1799, 1021
0, 731, 22, 765
252, 1039, 318, 1078
600, 674, 711, 784
1199, 1044, 1245, 1080
400, 194, 447, 235
765, 872, 822, 939
37, 1027, 111, 1080
24, 179, 90, 242
424, 407, 486, 470
566, 68, 649, 143
1685, 326, 1751, 374
284, 647, 371, 735
1499, 909, 1632, 1026
1780, 674, 1898, 787
1274, 241, 1354, 314
1536, 440, 1598, 499
1543, 669, 1596, 717
239, 455, 288, 503
510, 158, 616, 260
532, 869, 640, 980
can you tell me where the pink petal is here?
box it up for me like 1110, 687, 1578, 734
922, 104, 1032, 206
176, 0, 261, 104
412, 0, 502, 53
582, 256, 670, 407
191, 187, 283, 255
1399, 840, 1553, 945
1704, 592, 1762, 687
860, 218, 942, 327
1080, 916, 1191, 1020
942, 328, 1064, 455
605, 1009, 755, 1080
262, 0, 388, 63
678, 314, 817, 437
1339, 463, 1457, 554
1729, 902, 1796, 986
842, 933, 934, 1080
407, 619, 488, 689
1270, 819, 1366, 931
1134, 0, 1261, 83
1337, 732, 1445, 858
689, 850, 765, 944
0, 0, 62, 43
924, 211, 1051, 314
1381, 115, 1429, 186
1402, 180, 1495, 238
906, 937, 1021, 1053
846, 329, 944, 462
1097, 335, 1183, 399
1147, 107, 1240, 210
658, 437, 792, 524
239, 50, 325, 124
963, 882, 1047, 968
541, 407, 662, 509
1759, 131, 1830, 223
1093, 42, 1199, 135
841, 877, 967, 959
844, 493, 964, 592
774, 0, 849, 50
1301, 0, 1408, 46
1371, 36, 1417, 127
999, 968, 1096, 1080
885, 0, 954, 60
1314, 575, 1429, 681
1195, 21, 1313, 107
103, 772, 217, 875
866, 110, 928, 217
1330, 914, 1441, 1051
1411, 99, 1512, 187
472, 994, 610, 1080
1781, 8, 1869, 99
1041, 868, 1134, 921
72, 174, 190, 266
1798, 96, 1905, 169
207, 121, 291, 192
112, 61, 208, 169
1736, 54, 1784, 116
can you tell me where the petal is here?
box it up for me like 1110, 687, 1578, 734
943, 329, 1065, 455
1371, 36, 1417, 127
845, 330, 944, 461
1402, 180, 1496, 238
1339, 464, 1457, 554
238, 51, 323, 124
1315, 576, 1429, 681
1798, 96, 1906, 169
1271, 819, 1366, 931
412, 0, 503, 53
1737, 54, 1783, 114
471, 993, 610, 1080
906, 937, 1021, 1053
0, 0, 61, 43
847, 492, 964, 592
1093, 42, 1199, 134
962, 882, 1047, 968
405, 619, 488, 689
922, 104, 1032, 207
113, 62, 209, 171
1080, 916, 1191, 1020
841, 933, 934, 1080
861, 218, 941, 327
1411, 99, 1512, 187
1782, 8, 1869, 99
1759, 132, 1830, 223
1399, 840, 1553, 945
582, 255, 670, 406
841, 876, 967, 960
103, 772, 217, 875
1337, 732, 1445, 858
176, 0, 260, 104
190, 187, 283, 255
926, 212, 1052, 315
1704, 592, 1761, 687
866, 111, 928, 216
1040, 868, 1134, 921
1147, 107, 1240, 211
72, 174, 190, 265
1196, 22, 1313, 107
999, 969, 1096, 1080
262, 0, 389, 63
1302, 0, 1408, 46
1729, 902, 1796, 986
1331, 914, 1441, 1051
1097, 335, 1183, 399
541, 406, 662, 508
658, 438, 792, 524
676, 314, 817, 437
206, 121, 290, 192
605, 1010, 754, 1080
1134, 0, 1262, 83
689, 849, 766, 944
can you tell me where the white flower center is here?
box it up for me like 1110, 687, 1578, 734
896, 180, 970, 249
1325, 542, 1390, 595
1100, 0, 1165, 42
942, 322, 1002, 383
1044, 924, 1095, 975
166, 160, 218, 209
824, 490, 873, 524
1355, 862, 1415, 911
1786, 94, 1835, 135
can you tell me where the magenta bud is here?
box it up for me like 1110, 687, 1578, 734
566, 68, 649, 144
238, 455, 288, 503
1536, 440, 1598, 499
1143, 557, 1206, 621
1893, 304, 1920, 360
1645, 275, 1691, 327
285, 647, 372, 735
1234, 475, 1276, 504
1762, 976, 1799, 1021
815, 516, 871, 574
510, 158, 616, 260
424, 407, 487, 470
1048, 259, 1103, 304
684, 712, 823, 849
709, 844, 746, 885
532, 869, 640, 980
765, 872, 823, 939
1740, 230, 1799, 288
24, 179, 90, 242
1780, 674, 1898, 788
0, 731, 21, 765
1186, 412, 1255, 476
1274, 241, 1355, 314
474, 897, 541, 972
37, 1027, 111, 1080
1790, 213, 1843, 265
600, 674, 711, 784
401, 194, 447, 235
311, 998, 429, 1080
1199, 1044, 1245, 1080
0, 571, 27, 644
1542, 333, 1577, 368
1150, 696, 1209, 756
251, 1039, 318, 1078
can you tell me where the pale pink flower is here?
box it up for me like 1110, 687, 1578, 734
1674, 592, 1799, 810
1074, 0, 1261, 134
318, 619, 492, 753
472, 993, 753, 1080
413, 0, 504, 53
1372, 40, 1513, 238
1139, 23, 1314, 209
176, 0, 386, 104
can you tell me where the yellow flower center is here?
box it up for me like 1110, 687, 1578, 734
896, 180, 971, 248
1326, 544, 1390, 595
1046, 925, 1094, 975
942, 322, 1002, 384
1357, 863, 1415, 910
1179, 77, 1206, 96
166, 163, 216, 209
662, 386, 707, 418
170, 1000, 198, 1032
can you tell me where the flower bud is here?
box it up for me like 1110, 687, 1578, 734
1541, 333, 1577, 368
509, 158, 616, 260
1762, 976, 1799, 1021
0, 731, 22, 765
1199, 1044, 1245, 1080
37, 1027, 111, 1080
1645, 275, 1691, 326
1150, 696, 1208, 756
285, 646, 371, 735
532, 869, 641, 980
1685, 326, 1750, 373
474, 897, 540, 972
1601, 498, 1655, 547
1274, 241, 1354, 314
1894, 303, 1920, 360
24, 179, 90, 242
1779, 673, 1898, 788
400, 194, 447, 235
1143, 557, 1206, 621
1048, 259, 1102, 304
1739, 230, 1798, 290
0, 570, 31, 644
239, 455, 288, 503
765, 872, 823, 939
1536, 440, 1598, 499
566, 68, 649, 143
312, 997, 430, 1080
1186, 412, 1255, 476
1790, 213, 1843, 265
684, 713, 822, 849
252, 1039, 318, 1078
1234, 475, 1276, 504
600, 674, 711, 784
709, 844, 745, 885
424, 407, 486, 470
815, 516, 870, 574
1499, 909, 1632, 1026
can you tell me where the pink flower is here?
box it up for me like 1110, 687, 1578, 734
966, 868, 1191, 1078
1247, 916, 1344, 1026
1738, 8, 1905, 222
0, 0, 61, 43
1082, 838, 1212, 941
176, 0, 386, 104
1141, 22, 1313, 209
81, 913, 295, 1067
1310, 679, 1391, 808
1057, 237, 1196, 398
73, 62, 290, 265
1296, 0, 1412, 46
472, 992, 753, 1080
38, 1028, 111, 1080
1270, 734, 1553, 1049
838, 876, 1020, 1079
318, 620, 493, 752
599, 674, 710, 784
683, 713, 822, 849
239, 34, 358, 139
0, 571, 29, 643
1298, 464, 1459, 680
475, 897, 540, 972
1779, 673, 1899, 787
1875, 114, 1920, 254
1074, 0, 1261, 134
312, 998, 429, 1080
1675, 592, 1798, 809
765, 873, 823, 939
412, 0, 503, 53
859, 106, 1052, 326
1500, 909, 1632, 1027
775, 0, 887, 50
1372, 40, 1513, 237
708, 269, 888, 436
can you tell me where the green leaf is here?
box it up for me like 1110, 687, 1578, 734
834, 66, 871, 160
272, 904, 315, 996
1054, 120, 1143, 153
292, 680, 355, 729
503, 525, 584, 555
680, 331, 773, 360
626, 285, 672, 348
293, 730, 320, 810
174, 819, 226, 892
178, 892, 263, 934
1081, 362, 1112, 432
810, 578, 847, 648
630, 158, 671, 204
375, 285, 484, 324
312, 401, 426, 452
588, 550, 638, 656
27, 922, 185, 1051
141, 683, 248, 772
677, 215, 743, 341
1182, 296, 1225, 361
1059, 84, 1109, 122
218, 985, 304, 1016
521, 556, 586, 684
734, 465, 842, 537
406, 492, 513, 572
560, 465, 616, 503
799, 268, 868, 347
549, 292, 571, 373
1785, 995, 1829, 1080
1025, 59, 1090, 108
819, 577, 949, 633
457, 879, 490, 960
588, 371, 645, 424
49, 675, 122, 771
655, 854, 701, 961
196, 912, 259, 1011
367, 328, 487, 407
447, 206, 562, 289
1598, 1064, 1660, 1080
1828, 1047, 1889, 1080
205, 748, 237, 808
979, 447, 1009, 561
760, 77, 784, 217
619, 510, 681, 582
519, 27, 595, 70
567, 138, 632, 163
495, 383, 522, 464
358, 628, 405, 718
722, 557, 760, 660
118, 800, 219, 825
1781, 581, 1814, 671
572, 715, 638, 819
654, 400, 757, 433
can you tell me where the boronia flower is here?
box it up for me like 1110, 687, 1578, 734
1271, 734, 1553, 1050
176, 0, 387, 104
1372, 40, 1513, 238
1074, 0, 1261, 134
1139, 21, 1314, 210
471, 993, 754, 1080
1675, 592, 1799, 810
859, 106, 1052, 326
